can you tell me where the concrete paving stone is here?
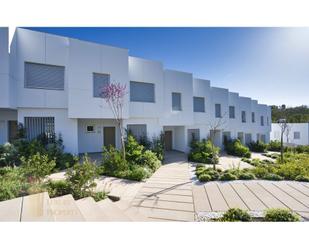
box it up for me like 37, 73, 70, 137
0, 197, 22, 221
259, 182, 309, 212
287, 182, 309, 197
21, 192, 54, 221
229, 182, 266, 210
97, 198, 132, 221
192, 185, 211, 212
204, 182, 229, 211
272, 182, 309, 208
244, 182, 287, 209
135, 193, 193, 203
217, 182, 248, 210
76, 197, 110, 221
143, 182, 192, 190
139, 187, 192, 196
137, 206, 195, 221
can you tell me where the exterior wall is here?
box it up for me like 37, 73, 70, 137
128, 57, 164, 119
0, 109, 17, 144
271, 123, 309, 145
160, 70, 194, 126
17, 108, 78, 154
68, 39, 129, 119
78, 119, 120, 153
0, 28, 10, 108
193, 78, 211, 125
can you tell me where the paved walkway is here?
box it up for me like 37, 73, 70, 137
192, 180, 309, 220
131, 151, 196, 221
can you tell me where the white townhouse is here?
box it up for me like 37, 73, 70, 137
271, 123, 309, 146
0, 27, 272, 154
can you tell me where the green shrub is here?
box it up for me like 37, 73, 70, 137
225, 139, 251, 158
125, 134, 144, 162
199, 173, 212, 182
219, 172, 238, 181
248, 140, 267, 152
189, 139, 220, 164
46, 179, 72, 198
140, 150, 161, 172
239, 172, 256, 180
127, 166, 151, 181
0, 167, 26, 201
295, 145, 309, 154
151, 132, 165, 161
267, 140, 282, 152
220, 208, 252, 222
263, 173, 284, 181
101, 146, 129, 175
90, 191, 107, 202
0, 143, 19, 167
207, 169, 220, 180
264, 208, 300, 222
21, 153, 56, 183
295, 175, 309, 182
66, 156, 98, 199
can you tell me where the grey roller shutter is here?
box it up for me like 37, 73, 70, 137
93, 73, 110, 97
130, 81, 155, 103
24, 62, 65, 90
193, 97, 205, 112
127, 124, 147, 139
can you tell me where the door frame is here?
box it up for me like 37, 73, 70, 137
164, 130, 173, 151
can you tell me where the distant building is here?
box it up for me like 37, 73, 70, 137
271, 123, 309, 146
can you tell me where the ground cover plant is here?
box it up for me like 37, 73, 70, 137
100, 134, 161, 181
224, 139, 251, 158
202, 208, 300, 222
196, 152, 309, 183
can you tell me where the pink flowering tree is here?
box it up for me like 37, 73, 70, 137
101, 83, 127, 160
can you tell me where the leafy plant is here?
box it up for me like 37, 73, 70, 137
66, 156, 98, 199
248, 140, 267, 152
238, 172, 256, 180
199, 173, 212, 182
219, 172, 238, 181
0, 143, 19, 167
264, 208, 300, 222
21, 153, 56, 183
220, 208, 252, 222
267, 140, 282, 152
189, 139, 220, 164
224, 139, 251, 158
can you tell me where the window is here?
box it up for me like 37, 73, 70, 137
127, 124, 147, 139
229, 106, 235, 119
187, 129, 200, 145
93, 73, 110, 97
261, 116, 264, 126
193, 97, 205, 112
130, 81, 155, 103
294, 132, 300, 139
24, 62, 65, 90
222, 132, 231, 143
241, 111, 246, 123
267, 116, 269, 126
252, 112, 255, 123
172, 92, 182, 111
86, 125, 95, 133
24, 117, 55, 141
215, 104, 221, 118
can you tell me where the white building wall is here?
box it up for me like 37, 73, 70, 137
0, 28, 10, 108
17, 108, 78, 154
271, 123, 309, 145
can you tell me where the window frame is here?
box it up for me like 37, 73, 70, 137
252, 112, 255, 123
241, 111, 246, 123
215, 103, 222, 118
86, 125, 95, 133
229, 106, 235, 119
261, 116, 264, 126
294, 131, 301, 139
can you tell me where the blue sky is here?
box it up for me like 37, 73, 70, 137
27, 27, 309, 106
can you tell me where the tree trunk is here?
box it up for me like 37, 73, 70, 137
118, 120, 126, 161
280, 131, 284, 163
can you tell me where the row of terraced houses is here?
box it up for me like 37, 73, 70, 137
0, 27, 271, 154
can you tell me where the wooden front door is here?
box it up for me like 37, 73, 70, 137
104, 127, 116, 147
164, 130, 172, 151
8, 120, 18, 142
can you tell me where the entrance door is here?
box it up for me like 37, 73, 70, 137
8, 120, 18, 142
0, 121, 5, 144
164, 130, 172, 151
104, 127, 116, 147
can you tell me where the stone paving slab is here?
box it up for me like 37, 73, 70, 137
204, 182, 229, 211
217, 182, 248, 210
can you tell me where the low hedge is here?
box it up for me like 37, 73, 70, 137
224, 139, 251, 158
188, 139, 220, 164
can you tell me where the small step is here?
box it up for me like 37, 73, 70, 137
114, 200, 151, 221
76, 197, 110, 221
0, 197, 23, 221
21, 192, 54, 221
97, 198, 132, 221
50, 194, 85, 221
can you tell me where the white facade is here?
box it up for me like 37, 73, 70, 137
271, 123, 309, 146
0, 27, 272, 154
